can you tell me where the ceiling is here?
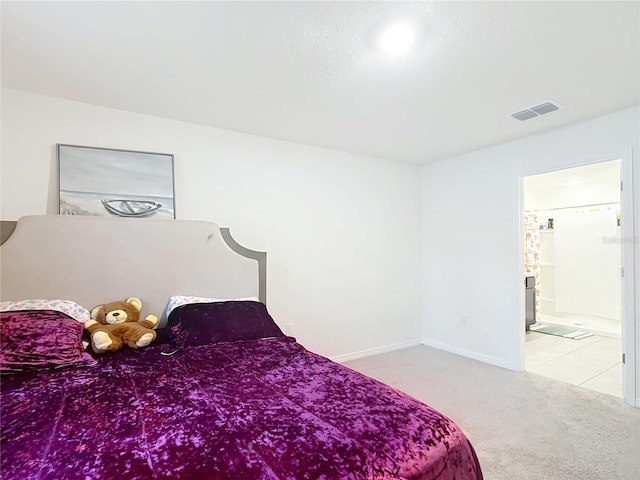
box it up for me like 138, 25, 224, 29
524, 159, 621, 192
2, 1, 639, 165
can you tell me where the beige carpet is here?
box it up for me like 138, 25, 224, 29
345, 345, 640, 480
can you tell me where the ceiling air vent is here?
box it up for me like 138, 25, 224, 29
530, 102, 559, 115
511, 109, 538, 121
510, 101, 560, 121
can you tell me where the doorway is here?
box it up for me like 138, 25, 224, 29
523, 160, 623, 397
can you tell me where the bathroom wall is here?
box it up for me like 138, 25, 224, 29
524, 161, 622, 330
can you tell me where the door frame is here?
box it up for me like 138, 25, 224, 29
517, 151, 636, 407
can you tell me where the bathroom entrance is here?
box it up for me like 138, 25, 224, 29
523, 160, 623, 397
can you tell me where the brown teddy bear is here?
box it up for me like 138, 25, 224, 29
85, 297, 158, 353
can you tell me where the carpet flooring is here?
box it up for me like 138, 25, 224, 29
345, 345, 640, 480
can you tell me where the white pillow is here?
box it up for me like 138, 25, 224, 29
0, 299, 90, 323
165, 295, 258, 318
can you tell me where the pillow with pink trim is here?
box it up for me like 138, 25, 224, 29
0, 299, 90, 323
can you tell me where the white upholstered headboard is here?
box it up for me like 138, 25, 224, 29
0, 216, 266, 325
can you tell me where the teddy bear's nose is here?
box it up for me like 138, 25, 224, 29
113, 312, 120, 316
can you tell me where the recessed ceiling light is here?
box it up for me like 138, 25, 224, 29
568, 178, 583, 186
379, 23, 415, 55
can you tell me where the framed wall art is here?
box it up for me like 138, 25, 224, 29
58, 144, 175, 219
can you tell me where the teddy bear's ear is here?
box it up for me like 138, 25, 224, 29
126, 297, 142, 312
91, 305, 105, 321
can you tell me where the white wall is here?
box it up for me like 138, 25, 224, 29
0, 88, 423, 360
553, 209, 620, 320
420, 106, 639, 402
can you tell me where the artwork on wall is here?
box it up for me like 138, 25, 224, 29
58, 144, 175, 219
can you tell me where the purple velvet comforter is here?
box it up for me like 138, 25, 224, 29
1, 335, 482, 479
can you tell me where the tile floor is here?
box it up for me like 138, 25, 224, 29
525, 330, 622, 398
539, 313, 620, 337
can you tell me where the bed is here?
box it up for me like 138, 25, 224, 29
1, 215, 483, 480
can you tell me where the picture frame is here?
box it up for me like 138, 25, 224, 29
57, 144, 175, 219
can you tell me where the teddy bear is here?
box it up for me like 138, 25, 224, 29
85, 297, 158, 353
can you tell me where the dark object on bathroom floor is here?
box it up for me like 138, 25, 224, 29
529, 323, 593, 340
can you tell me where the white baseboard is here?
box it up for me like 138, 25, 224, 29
330, 338, 422, 364
421, 338, 515, 370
